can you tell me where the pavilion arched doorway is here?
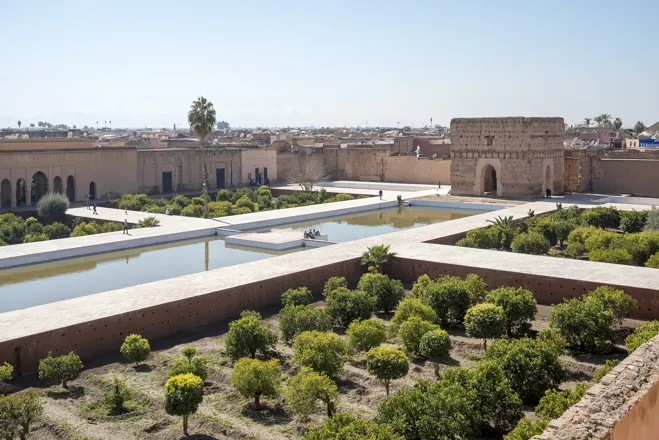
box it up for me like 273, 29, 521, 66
16, 179, 26, 206
66, 176, 76, 201
1, 179, 11, 208
482, 165, 497, 195
53, 176, 63, 194
544, 165, 553, 195
31, 171, 49, 202
89, 181, 97, 200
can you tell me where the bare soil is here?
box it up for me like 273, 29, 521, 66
12, 301, 642, 440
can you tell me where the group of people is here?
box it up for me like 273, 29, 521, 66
250, 177, 270, 187
303, 229, 321, 239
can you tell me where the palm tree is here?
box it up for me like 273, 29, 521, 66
634, 121, 646, 135
592, 115, 602, 126
188, 96, 217, 218
361, 245, 397, 272
597, 113, 612, 127
613, 118, 622, 131
486, 215, 521, 250
583, 118, 591, 127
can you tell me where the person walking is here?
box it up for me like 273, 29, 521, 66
92, 203, 98, 215
378, 189, 383, 200
86, 194, 91, 210
123, 219, 129, 234
438, 181, 441, 191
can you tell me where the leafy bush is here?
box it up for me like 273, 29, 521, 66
230, 358, 281, 406
38, 351, 84, 388
181, 204, 204, 217
322, 276, 348, 296
464, 303, 506, 349
610, 234, 654, 265
511, 231, 550, 255
485, 287, 537, 337
325, 287, 376, 327
165, 203, 181, 215
164, 373, 204, 436
104, 377, 131, 415
419, 329, 451, 376
504, 418, 548, 440
305, 413, 403, 440
646, 252, 659, 268
215, 189, 231, 201
582, 206, 620, 229
550, 297, 615, 352
25, 217, 43, 234
98, 222, 123, 233
535, 383, 589, 421
420, 275, 475, 326
279, 305, 333, 344
391, 297, 437, 326
584, 230, 619, 252
168, 346, 209, 381
592, 359, 620, 383
536, 327, 567, 351
620, 210, 648, 233
589, 248, 634, 265
565, 242, 586, 259
459, 227, 501, 249
485, 338, 565, 401
120, 334, 151, 366
361, 244, 397, 272
357, 273, 405, 313
171, 195, 191, 207
231, 188, 254, 203
43, 222, 71, 239
281, 287, 313, 307
0, 390, 43, 440
626, 320, 659, 353
0, 362, 13, 381
567, 226, 599, 245
411, 274, 432, 298
23, 233, 48, 243
287, 367, 339, 418
225, 311, 277, 359
644, 206, 659, 231
377, 380, 480, 440
292, 331, 348, 377
365, 346, 409, 395
191, 196, 205, 206
230, 206, 252, 215
586, 286, 636, 324
443, 361, 523, 432
235, 195, 257, 212
36, 192, 70, 220
529, 217, 560, 246
399, 316, 439, 356
347, 318, 387, 352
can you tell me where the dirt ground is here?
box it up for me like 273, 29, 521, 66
12, 301, 641, 440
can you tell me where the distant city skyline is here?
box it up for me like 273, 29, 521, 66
1, 0, 657, 129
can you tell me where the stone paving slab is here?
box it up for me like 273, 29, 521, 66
224, 229, 308, 250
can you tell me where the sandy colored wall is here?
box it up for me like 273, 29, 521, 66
593, 159, 659, 197
137, 148, 241, 193
0, 148, 138, 204
610, 379, 659, 440
0, 259, 364, 376
384, 156, 451, 184
241, 148, 277, 183
336, 148, 389, 181
0, 139, 95, 151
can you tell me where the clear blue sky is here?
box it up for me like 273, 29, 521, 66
1, 0, 657, 129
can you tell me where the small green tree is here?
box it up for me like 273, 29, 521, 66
361, 245, 397, 272
279, 305, 333, 344
36, 192, 70, 221
550, 297, 615, 352
589, 248, 634, 265
443, 361, 523, 432
305, 413, 403, 440
365, 346, 409, 395
464, 303, 506, 349
511, 231, 550, 255
346, 318, 387, 352
0, 390, 43, 440
535, 383, 589, 421
626, 320, 659, 353
504, 418, 548, 440
325, 287, 376, 327
485, 338, 565, 402
281, 287, 313, 307
164, 373, 204, 436
421, 276, 473, 326
357, 273, 405, 313
104, 377, 131, 415
38, 351, 83, 388
286, 367, 339, 418
225, 310, 277, 359
168, 346, 209, 382
292, 331, 348, 378
620, 210, 648, 233
43, 222, 70, 239
230, 358, 281, 407
322, 276, 348, 296
399, 316, 439, 356
419, 329, 451, 376
0, 362, 13, 381
120, 334, 151, 366
391, 297, 438, 326
485, 287, 537, 337
585, 286, 636, 325
592, 359, 621, 383
536, 327, 567, 351
582, 206, 620, 229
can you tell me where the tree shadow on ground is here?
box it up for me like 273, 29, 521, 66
241, 402, 292, 426
336, 377, 367, 395
47, 384, 85, 400
133, 364, 153, 373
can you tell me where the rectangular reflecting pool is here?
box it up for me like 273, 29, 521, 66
0, 205, 485, 313
274, 206, 486, 242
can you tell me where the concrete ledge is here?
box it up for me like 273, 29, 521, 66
408, 199, 507, 211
